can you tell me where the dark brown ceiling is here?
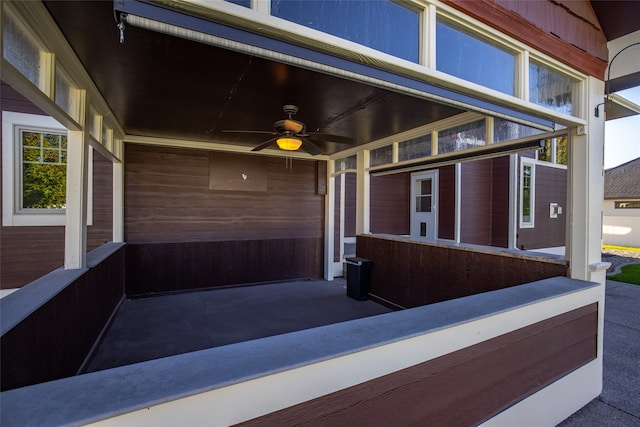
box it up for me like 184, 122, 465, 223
40, 1, 640, 155
590, 0, 640, 41
43, 1, 464, 156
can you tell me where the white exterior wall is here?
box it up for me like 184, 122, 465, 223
603, 199, 640, 247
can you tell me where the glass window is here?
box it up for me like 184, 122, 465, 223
493, 118, 544, 143
537, 136, 567, 166
336, 155, 356, 171
21, 129, 67, 209
615, 201, 640, 209
55, 67, 75, 119
529, 60, 577, 115
271, 0, 420, 62
416, 179, 432, 213
225, 0, 251, 7
436, 18, 515, 95
438, 120, 485, 154
398, 134, 431, 161
370, 145, 392, 167
520, 161, 534, 228
2, 10, 42, 88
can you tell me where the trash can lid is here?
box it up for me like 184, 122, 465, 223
345, 256, 371, 264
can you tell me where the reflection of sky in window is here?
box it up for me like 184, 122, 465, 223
271, 1, 419, 63
225, 0, 251, 7
436, 20, 515, 95
529, 61, 575, 115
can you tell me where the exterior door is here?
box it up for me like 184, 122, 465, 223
411, 171, 438, 241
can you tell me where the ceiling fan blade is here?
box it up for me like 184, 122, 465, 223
300, 137, 323, 156
251, 137, 278, 152
223, 130, 276, 135
306, 133, 354, 145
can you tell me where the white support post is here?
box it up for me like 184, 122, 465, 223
324, 160, 335, 281
567, 77, 606, 283
64, 90, 89, 269
112, 140, 125, 243
508, 154, 518, 249
356, 150, 370, 235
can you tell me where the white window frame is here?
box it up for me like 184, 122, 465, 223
519, 158, 535, 228
2, 111, 92, 226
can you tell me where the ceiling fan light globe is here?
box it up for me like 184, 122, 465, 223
276, 137, 302, 151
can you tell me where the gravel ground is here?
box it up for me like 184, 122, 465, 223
602, 248, 640, 274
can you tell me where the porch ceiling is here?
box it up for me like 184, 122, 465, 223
44, 1, 467, 156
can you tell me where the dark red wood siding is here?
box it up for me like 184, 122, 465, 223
241, 303, 597, 426
1, 247, 125, 391
438, 165, 456, 240
123, 145, 325, 292
370, 172, 410, 235
1, 81, 114, 288
518, 164, 567, 250
87, 152, 113, 250
460, 159, 493, 245
357, 235, 568, 309
490, 156, 510, 247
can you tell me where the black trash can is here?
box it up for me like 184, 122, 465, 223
345, 257, 372, 301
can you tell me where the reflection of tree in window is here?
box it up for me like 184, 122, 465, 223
21, 130, 67, 209
522, 165, 532, 223
555, 136, 567, 165
539, 139, 552, 162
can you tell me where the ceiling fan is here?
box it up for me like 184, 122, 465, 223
224, 105, 353, 156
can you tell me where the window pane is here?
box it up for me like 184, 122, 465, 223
2, 11, 41, 88
615, 201, 640, 209
437, 18, 515, 95
337, 155, 356, 171
370, 145, 392, 167
225, 0, 250, 7
539, 139, 552, 162
272, 0, 420, 62
529, 60, 576, 115
416, 196, 432, 212
493, 118, 544, 143
555, 136, 567, 165
438, 120, 485, 154
55, 67, 74, 117
521, 164, 532, 224
21, 129, 67, 209
398, 134, 431, 161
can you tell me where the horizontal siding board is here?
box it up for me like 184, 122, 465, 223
370, 173, 410, 235
358, 236, 568, 308
125, 145, 324, 243
125, 238, 323, 296
240, 304, 597, 426
1, 247, 125, 391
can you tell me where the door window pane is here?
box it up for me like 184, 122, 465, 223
416, 179, 432, 212
437, 18, 515, 95
272, 0, 420, 62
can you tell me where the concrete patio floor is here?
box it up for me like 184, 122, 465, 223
84, 279, 392, 373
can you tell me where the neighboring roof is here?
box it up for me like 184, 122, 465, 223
604, 157, 640, 199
